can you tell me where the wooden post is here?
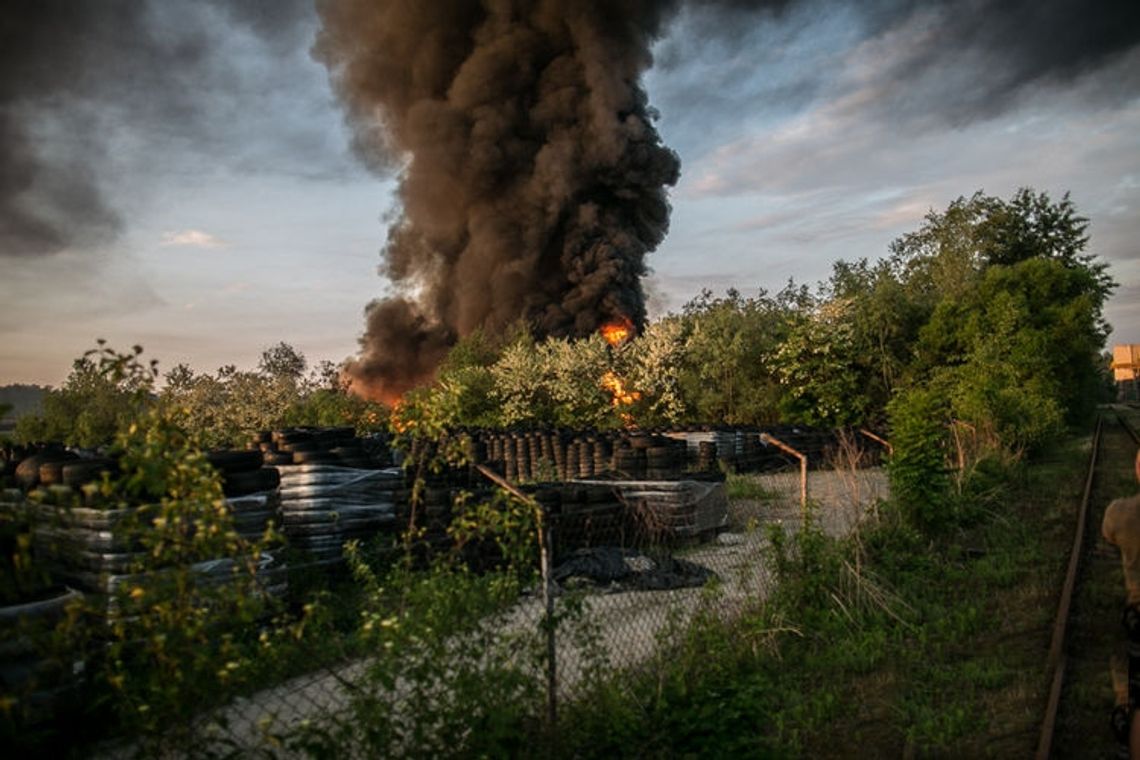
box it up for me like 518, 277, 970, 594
475, 465, 557, 734
760, 434, 808, 516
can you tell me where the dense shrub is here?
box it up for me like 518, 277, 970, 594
887, 387, 953, 532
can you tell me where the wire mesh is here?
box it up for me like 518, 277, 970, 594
4, 429, 890, 757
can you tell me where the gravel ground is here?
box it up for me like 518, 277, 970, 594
538, 466, 890, 694
111, 467, 889, 757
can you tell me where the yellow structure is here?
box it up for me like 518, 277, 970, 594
1114, 344, 1140, 402
1114, 345, 1140, 381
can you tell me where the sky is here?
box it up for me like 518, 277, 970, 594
2, 0, 1138, 388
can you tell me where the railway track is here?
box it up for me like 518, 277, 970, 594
1042, 409, 1140, 757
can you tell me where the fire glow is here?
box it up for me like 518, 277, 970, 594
600, 318, 634, 347
601, 371, 638, 412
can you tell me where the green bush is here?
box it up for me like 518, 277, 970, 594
887, 387, 952, 532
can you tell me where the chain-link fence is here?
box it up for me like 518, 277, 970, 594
2, 427, 889, 757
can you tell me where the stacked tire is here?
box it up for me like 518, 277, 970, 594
254, 427, 391, 468
549, 483, 625, 554
205, 449, 281, 546
646, 440, 686, 481
276, 462, 403, 565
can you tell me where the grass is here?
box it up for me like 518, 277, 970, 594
559, 430, 1114, 757
725, 472, 779, 501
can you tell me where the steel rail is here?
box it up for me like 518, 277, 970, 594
1036, 414, 1104, 759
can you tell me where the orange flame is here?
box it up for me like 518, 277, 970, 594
389, 399, 415, 434
600, 317, 634, 347
601, 370, 641, 426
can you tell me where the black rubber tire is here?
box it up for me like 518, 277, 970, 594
264, 452, 295, 466
329, 444, 364, 457
206, 449, 264, 474
274, 430, 314, 446
279, 440, 320, 454
18, 452, 76, 490
38, 456, 78, 488
222, 467, 281, 497
315, 428, 355, 448
333, 456, 373, 469
62, 459, 117, 487
292, 450, 337, 465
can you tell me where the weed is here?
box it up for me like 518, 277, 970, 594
726, 473, 778, 501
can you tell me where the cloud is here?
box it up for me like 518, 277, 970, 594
160, 229, 226, 248
0, 0, 342, 259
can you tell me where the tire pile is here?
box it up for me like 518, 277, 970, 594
419, 425, 863, 485
255, 427, 401, 565
27, 486, 286, 603
206, 449, 282, 545
598, 480, 728, 541
4, 444, 118, 494
252, 427, 390, 468
544, 483, 626, 555
1, 447, 144, 596
2, 444, 288, 601
275, 463, 403, 565
664, 426, 860, 472
458, 430, 710, 483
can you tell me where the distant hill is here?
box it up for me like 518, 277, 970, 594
0, 384, 48, 421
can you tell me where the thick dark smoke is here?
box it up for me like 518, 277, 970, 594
0, 0, 313, 258
317, 0, 1140, 401
315, 0, 684, 401
6, 1, 1136, 399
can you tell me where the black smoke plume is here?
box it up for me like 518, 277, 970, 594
317, 0, 1140, 402
314, 0, 683, 401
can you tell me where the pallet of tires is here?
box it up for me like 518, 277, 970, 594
276, 463, 403, 564
0, 585, 86, 727
478, 430, 559, 483
31, 495, 286, 609
661, 430, 712, 470
9, 445, 120, 494
1, 486, 88, 727
568, 478, 729, 543
608, 434, 687, 481
205, 449, 281, 544
548, 484, 626, 553
17, 449, 138, 596
645, 439, 687, 480
24, 448, 287, 604
473, 430, 624, 484
254, 427, 392, 468
619, 480, 728, 541
101, 551, 286, 614
29, 491, 144, 594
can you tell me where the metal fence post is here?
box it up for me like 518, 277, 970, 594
760, 434, 808, 516
539, 504, 557, 734
475, 465, 557, 736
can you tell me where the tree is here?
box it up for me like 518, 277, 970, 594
919, 257, 1103, 446
626, 317, 688, 426
258, 342, 307, 383
162, 361, 300, 448
675, 287, 802, 425
769, 299, 869, 427
15, 342, 157, 447
894, 188, 1113, 453
824, 258, 926, 424
887, 192, 993, 305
